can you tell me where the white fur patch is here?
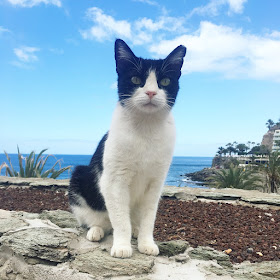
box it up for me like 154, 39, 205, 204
71, 195, 111, 233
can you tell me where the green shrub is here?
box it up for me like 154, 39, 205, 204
210, 165, 261, 190
0, 146, 72, 179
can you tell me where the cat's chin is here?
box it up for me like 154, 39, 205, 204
137, 103, 165, 114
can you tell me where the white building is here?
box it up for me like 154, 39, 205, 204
272, 129, 280, 152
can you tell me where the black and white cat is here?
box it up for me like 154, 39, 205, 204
69, 39, 186, 258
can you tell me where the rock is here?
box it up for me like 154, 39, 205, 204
0, 247, 34, 280
70, 249, 154, 277
0, 210, 28, 237
197, 192, 241, 201
234, 261, 280, 280
31, 263, 95, 280
39, 210, 78, 228
0, 176, 70, 190
241, 197, 280, 206
0, 227, 77, 264
247, 248, 254, 254
174, 254, 190, 263
184, 168, 216, 185
189, 246, 232, 268
157, 240, 189, 257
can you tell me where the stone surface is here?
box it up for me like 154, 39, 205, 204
157, 240, 189, 257
0, 209, 28, 237
162, 185, 280, 209
189, 246, 232, 268
1, 178, 280, 279
0, 176, 69, 190
0, 227, 77, 264
39, 210, 78, 228
71, 248, 155, 277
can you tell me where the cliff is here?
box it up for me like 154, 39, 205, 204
261, 124, 280, 151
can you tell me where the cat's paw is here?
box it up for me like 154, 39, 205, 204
111, 245, 133, 258
138, 242, 159, 256
86, 226, 104, 242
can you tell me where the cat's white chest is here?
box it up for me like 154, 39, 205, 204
102, 103, 175, 203
105, 103, 175, 168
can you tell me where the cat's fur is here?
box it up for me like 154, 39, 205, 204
69, 39, 186, 258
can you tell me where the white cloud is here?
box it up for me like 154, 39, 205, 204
149, 21, 280, 82
7, 0, 62, 7
189, 0, 247, 17
133, 0, 159, 6
80, 7, 131, 42
14, 46, 40, 63
80, 5, 280, 82
81, 7, 185, 44
227, 0, 247, 13
0, 26, 10, 34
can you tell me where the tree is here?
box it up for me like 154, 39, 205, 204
250, 145, 270, 156
266, 119, 275, 130
217, 147, 225, 156
236, 143, 249, 155
226, 143, 237, 156
259, 152, 280, 193
211, 165, 261, 190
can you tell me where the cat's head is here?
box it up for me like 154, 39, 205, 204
115, 39, 186, 114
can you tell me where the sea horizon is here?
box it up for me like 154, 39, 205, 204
0, 154, 213, 188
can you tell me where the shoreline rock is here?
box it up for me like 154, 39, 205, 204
184, 168, 216, 185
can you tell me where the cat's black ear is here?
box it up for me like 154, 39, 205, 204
115, 39, 139, 74
163, 45, 187, 73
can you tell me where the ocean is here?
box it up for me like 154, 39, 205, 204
0, 154, 212, 188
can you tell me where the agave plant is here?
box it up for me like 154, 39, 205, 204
1, 146, 72, 179
210, 165, 261, 190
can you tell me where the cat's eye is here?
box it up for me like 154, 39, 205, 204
160, 78, 171, 86
131, 76, 142, 85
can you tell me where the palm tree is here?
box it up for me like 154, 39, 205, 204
217, 147, 225, 156
266, 119, 275, 130
211, 165, 261, 190
259, 152, 280, 193
236, 143, 249, 155
226, 143, 237, 156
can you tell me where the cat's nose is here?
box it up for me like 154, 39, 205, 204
146, 91, 157, 99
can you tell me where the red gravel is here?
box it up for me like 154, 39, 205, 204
1, 188, 280, 264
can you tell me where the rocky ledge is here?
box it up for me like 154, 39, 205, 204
1, 208, 280, 280
1, 176, 280, 279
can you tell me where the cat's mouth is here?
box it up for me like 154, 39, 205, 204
142, 99, 159, 108
143, 102, 157, 108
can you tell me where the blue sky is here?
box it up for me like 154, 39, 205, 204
0, 0, 280, 156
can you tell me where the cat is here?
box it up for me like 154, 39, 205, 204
68, 39, 186, 258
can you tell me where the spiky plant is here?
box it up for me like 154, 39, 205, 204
1, 146, 72, 179
211, 165, 261, 190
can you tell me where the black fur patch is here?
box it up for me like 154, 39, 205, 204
68, 133, 108, 211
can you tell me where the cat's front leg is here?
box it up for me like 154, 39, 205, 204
100, 173, 133, 258
137, 181, 163, 256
